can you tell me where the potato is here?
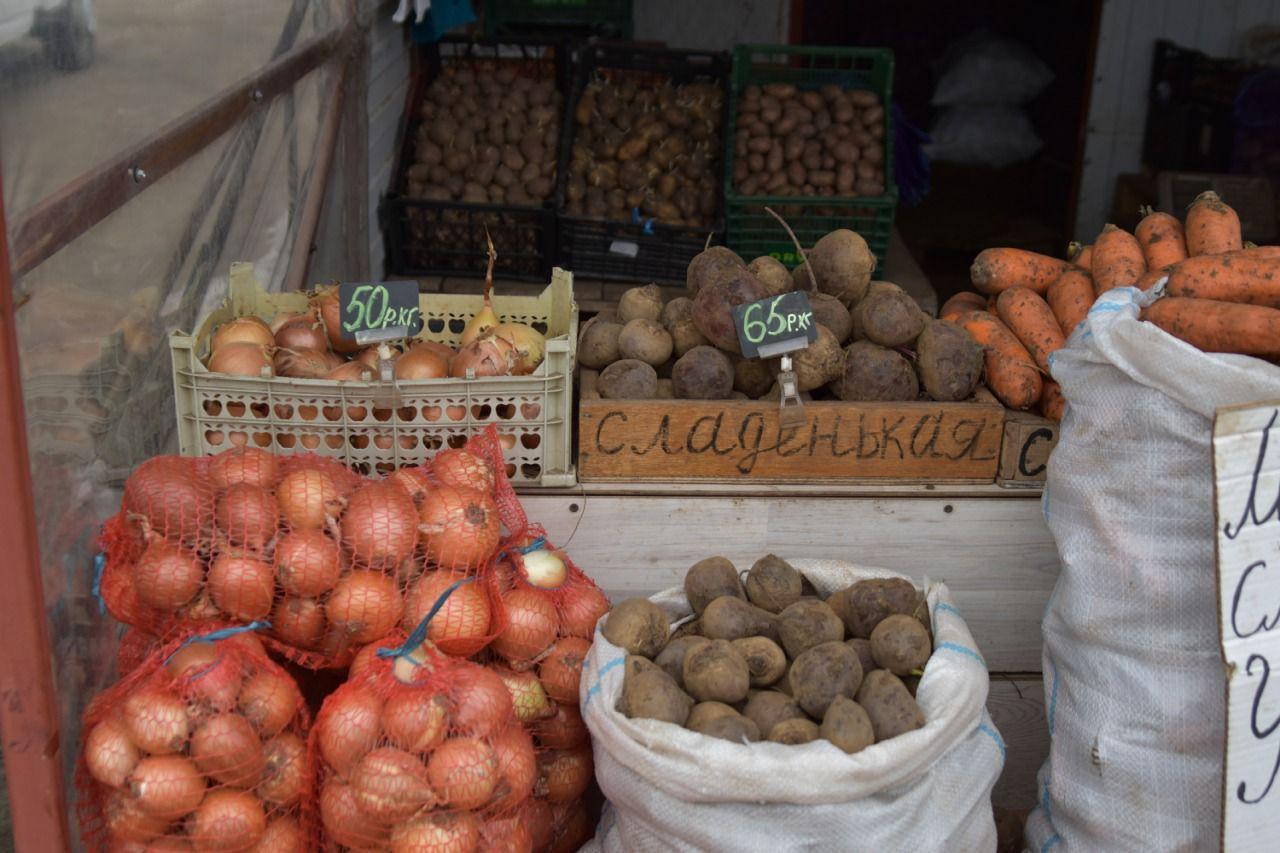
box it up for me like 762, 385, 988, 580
743, 690, 805, 737
598, 359, 658, 400
578, 318, 623, 369
785, 324, 843, 392
768, 717, 821, 744
701, 596, 778, 643
620, 668, 694, 725
619, 284, 665, 323
731, 637, 788, 687
915, 320, 982, 402
660, 296, 710, 356
857, 289, 925, 348
808, 229, 875, 305
855, 669, 924, 740
744, 554, 803, 614
693, 266, 768, 351
693, 712, 761, 743
827, 578, 922, 639
869, 614, 932, 675
654, 636, 710, 688
748, 256, 793, 297
733, 357, 775, 399
789, 641, 863, 718
602, 598, 670, 658
776, 599, 845, 659
831, 341, 918, 402
686, 700, 740, 731
683, 639, 750, 704
846, 637, 876, 677
686, 246, 745, 296
624, 654, 661, 682
684, 556, 744, 615
618, 319, 674, 366
809, 292, 853, 344
672, 346, 734, 399
821, 696, 875, 754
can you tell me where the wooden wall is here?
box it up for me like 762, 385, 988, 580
1075, 0, 1280, 240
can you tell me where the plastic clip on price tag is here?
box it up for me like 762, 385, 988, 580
776, 354, 805, 426
733, 292, 818, 425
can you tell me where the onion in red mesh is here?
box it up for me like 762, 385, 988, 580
327, 570, 404, 644
491, 722, 538, 806
274, 529, 341, 597
208, 447, 277, 490
526, 798, 555, 852
391, 811, 480, 853
209, 342, 274, 377
104, 788, 168, 844
550, 798, 595, 853
207, 553, 275, 622
254, 816, 304, 853
394, 345, 449, 380
350, 747, 436, 822
212, 316, 273, 352
534, 702, 589, 750
497, 668, 553, 722
403, 571, 492, 655
448, 665, 513, 738
271, 596, 326, 649
519, 547, 567, 590
538, 746, 594, 804
539, 637, 591, 705
133, 538, 203, 611
124, 457, 209, 543
312, 285, 361, 354
317, 685, 383, 779
387, 466, 433, 503
558, 583, 612, 639
84, 717, 141, 788
382, 689, 448, 753
426, 737, 499, 810
430, 448, 496, 493
122, 689, 189, 755
238, 669, 298, 737
190, 713, 265, 787
276, 468, 344, 530
342, 482, 419, 568
321, 777, 390, 850
166, 642, 243, 712
417, 485, 500, 570
274, 318, 329, 352
492, 588, 558, 666
215, 483, 278, 552
481, 809, 534, 853
128, 755, 205, 818
189, 789, 267, 850
259, 732, 306, 806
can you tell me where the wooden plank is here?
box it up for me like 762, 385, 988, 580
989, 678, 1047, 811
526, 479, 1041, 498
997, 412, 1060, 488
579, 399, 1004, 483
518, 493, 1058, 672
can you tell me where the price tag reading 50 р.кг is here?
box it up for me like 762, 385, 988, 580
732, 291, 818, 358
339, 281, 424, 344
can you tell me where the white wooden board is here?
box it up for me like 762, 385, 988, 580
519, 494, 1058, 672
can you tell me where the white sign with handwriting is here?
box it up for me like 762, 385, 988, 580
1215, 401, 1280, 851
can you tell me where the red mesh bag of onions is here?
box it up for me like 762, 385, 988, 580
97, 427, 522, 669
75, 624, 310, 852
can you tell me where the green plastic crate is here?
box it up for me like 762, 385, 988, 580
483, 0, 633, 39
724, 44, 897, 266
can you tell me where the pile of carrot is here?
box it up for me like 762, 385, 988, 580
943, 190, 1280, 420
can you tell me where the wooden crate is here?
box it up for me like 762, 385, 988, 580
579, 371, 1005, 483
998, 412, 1060, 488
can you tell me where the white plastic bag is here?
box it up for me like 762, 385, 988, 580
1025, 288, 1280, 851
579, 559, 1004, 853
932, 32, 1053, 106
925, 105, 1043, 168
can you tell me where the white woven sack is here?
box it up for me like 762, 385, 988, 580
1025, 287, 1280, 852
579, 559, 1003, 853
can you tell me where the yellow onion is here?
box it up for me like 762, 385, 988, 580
449, 333, 512, 378
409, 340, 455, 361
270, 309, 318, 335
209, 343, 273, 377
211, 316, 273, 352
395, 346, 449, 380
274, 348, 342, 378
326, 362, 374, 382
493, 323, 545, 375
311, 285, 361, 354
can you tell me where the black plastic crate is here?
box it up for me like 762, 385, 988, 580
555, 45, 731, 284
383, 37, 571, 281
483, 0, 633, 40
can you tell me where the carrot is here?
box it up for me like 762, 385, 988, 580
1141, 296, 1280, 359
970, 248, 1072, 296
955, 310, 1043, 410
1039, 379, 1065, 422
1046, 268, 1094, 337
987, 294, 999, 314
1135, 268, 1169, 291
1185, 190, 1243, 256
939, 291, 988, 322
1162, 248, 1280, 308
997, 287, 1066, 373
1068, 242, 1093, 271
1135, 207, 1187, 270
1091, 224, 1146, 292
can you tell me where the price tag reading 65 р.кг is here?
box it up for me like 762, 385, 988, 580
732, 291, 818, 359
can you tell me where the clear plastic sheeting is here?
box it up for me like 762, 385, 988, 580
0, 0, 345, 843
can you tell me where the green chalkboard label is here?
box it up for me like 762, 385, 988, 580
732, 291, 817, 358
339, 281, 424, 342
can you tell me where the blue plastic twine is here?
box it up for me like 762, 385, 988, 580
377, 577, 474, 661
164, 621, 271, 666
92, 552, 106, 615
630, 207, 656, 235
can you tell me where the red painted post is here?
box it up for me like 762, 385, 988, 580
0, 164, 73, 849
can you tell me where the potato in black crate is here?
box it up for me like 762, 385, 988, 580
555, 45, 731, 284
383, 37, 571, 280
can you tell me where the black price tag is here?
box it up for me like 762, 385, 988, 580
732, 291, 817, 358
338, 281, 424, 344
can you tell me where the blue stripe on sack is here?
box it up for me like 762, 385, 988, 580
977, 722, 1006, 758
934, 601, 961, 619
1040, 834, 1063, 852
936, 641, 986, 668
1047, 663, 1059, 734
582, 654, 626, 709
1088, 301, 1124, 315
